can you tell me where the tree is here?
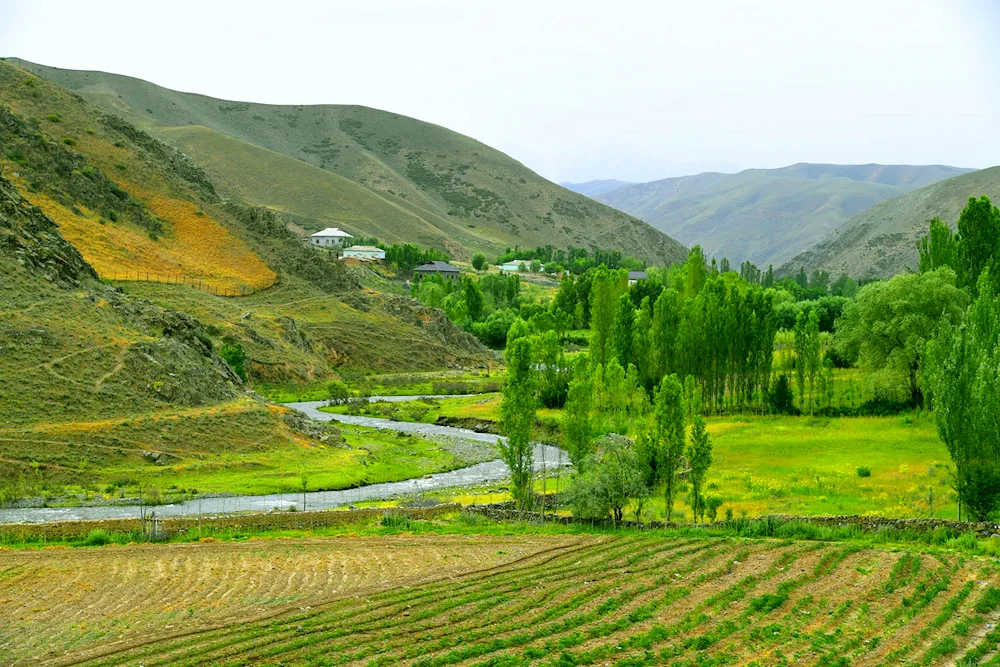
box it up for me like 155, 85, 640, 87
956, 195, 1000, 292
837, 268, 968, 406
589, 267, 625, 366
652, 375, 686, 522
499, 336, 537, 509
220, 342, 248, 382
830, 274, 858, 298
926, 273, 1000, 519
682, 246, 708, 298
471, 253, 487, 271
563, 363, 593, 471
767, 374, 795, 415
612, 294, 636, 367
687, 416, 713, 522
536, 330, 569, 408
462, 277, 485, 321
566, 435, 649, 522
794, 310, 821, 414
917, 217, 959, 275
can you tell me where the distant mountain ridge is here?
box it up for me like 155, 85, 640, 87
561, 179, 635, 197
11, 58, 687, 266
779, 166, 1000, 278
583, 163, 972, 268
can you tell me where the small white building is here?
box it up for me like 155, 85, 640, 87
310, 227, 353, 248
341, 245, 385, 261
628, 270, 647, 286
501, 260, 537, 274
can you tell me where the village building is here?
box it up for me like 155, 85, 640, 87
341, 245, 385, 261
310, 227, 353, 248
628, 270, 647, 286
413, 261, 461, 281
501, 259, 541, 274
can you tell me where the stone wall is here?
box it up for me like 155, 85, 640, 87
1, 504, 462, 542
463, 505, 1000, 537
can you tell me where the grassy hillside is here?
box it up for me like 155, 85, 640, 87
0, 60, 493, 504
780, 166, 1000, 278
13, 59, 687, 265
593, 163, 970, 268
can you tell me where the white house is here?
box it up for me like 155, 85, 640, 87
628, 270, 647, 286
501, 260, 538, 274
341, 245, 385, 261
310, 227, 353, 248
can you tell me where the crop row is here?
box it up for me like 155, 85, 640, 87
65, 537, 1000, 667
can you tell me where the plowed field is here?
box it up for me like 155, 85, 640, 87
4, 535, 1000, 666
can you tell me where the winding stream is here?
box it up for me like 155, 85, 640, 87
0, 397, 568, 524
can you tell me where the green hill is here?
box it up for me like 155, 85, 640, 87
591, 163, 970, 267
11, 58, 686, 265
779, 166, 1000, 278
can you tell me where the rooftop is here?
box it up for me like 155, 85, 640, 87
628, 270, 647, 280
311, 227, 353, 238
414, 261, 460, 272
344, 245, 383, 252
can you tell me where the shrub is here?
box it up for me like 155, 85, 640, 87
382, 513, 413, 530
856, 467, 871, 478
61, 136, 76, 146
326, 379, 350, 402
84, 529, 112, 546
220, 342, 248, 381
472, 253, 487, 271
46, 113, 61, 122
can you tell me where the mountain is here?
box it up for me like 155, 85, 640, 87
591, 163, 971, 268
11, 58, 687, 266
561, 179, 635, 197
779, 166, 1000, 279
0, 57, 492, 494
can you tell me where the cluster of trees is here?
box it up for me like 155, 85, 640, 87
412, 272, 524, 348
500, 331, 717, 523
495, 245, 646, 275
577, 252, 779, 414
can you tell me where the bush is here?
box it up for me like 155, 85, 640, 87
84, 529, 112, 546
471, 253, 487, 271
856, 467, 871, 478
326, 379, 350, 402
46, 113, 61, 122
381, 513, 413, 530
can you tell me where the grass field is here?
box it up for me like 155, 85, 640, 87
326, 395, 954, 520
7, 525, 1000, 666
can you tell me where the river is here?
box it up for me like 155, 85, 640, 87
0, 397, 568, 524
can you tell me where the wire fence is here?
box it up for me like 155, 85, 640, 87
97, 271, 275, 297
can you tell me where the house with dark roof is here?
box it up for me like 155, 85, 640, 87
628, 270, 647, 286
413, 261, 461, 281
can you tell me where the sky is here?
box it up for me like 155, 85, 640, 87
1, 0, 997, 183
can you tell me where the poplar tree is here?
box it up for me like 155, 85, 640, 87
499, 336, 537, 509
687, 416, 713, 522
926, 272, 1000, 520
653, 375, 686, 522
612, 294, 636, 367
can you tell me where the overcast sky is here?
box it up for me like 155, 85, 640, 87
1, 0, 997, 183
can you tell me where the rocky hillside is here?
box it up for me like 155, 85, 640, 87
13, 58, 687, 265
780, 167, 1000, 278
589, 163, 970, 267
